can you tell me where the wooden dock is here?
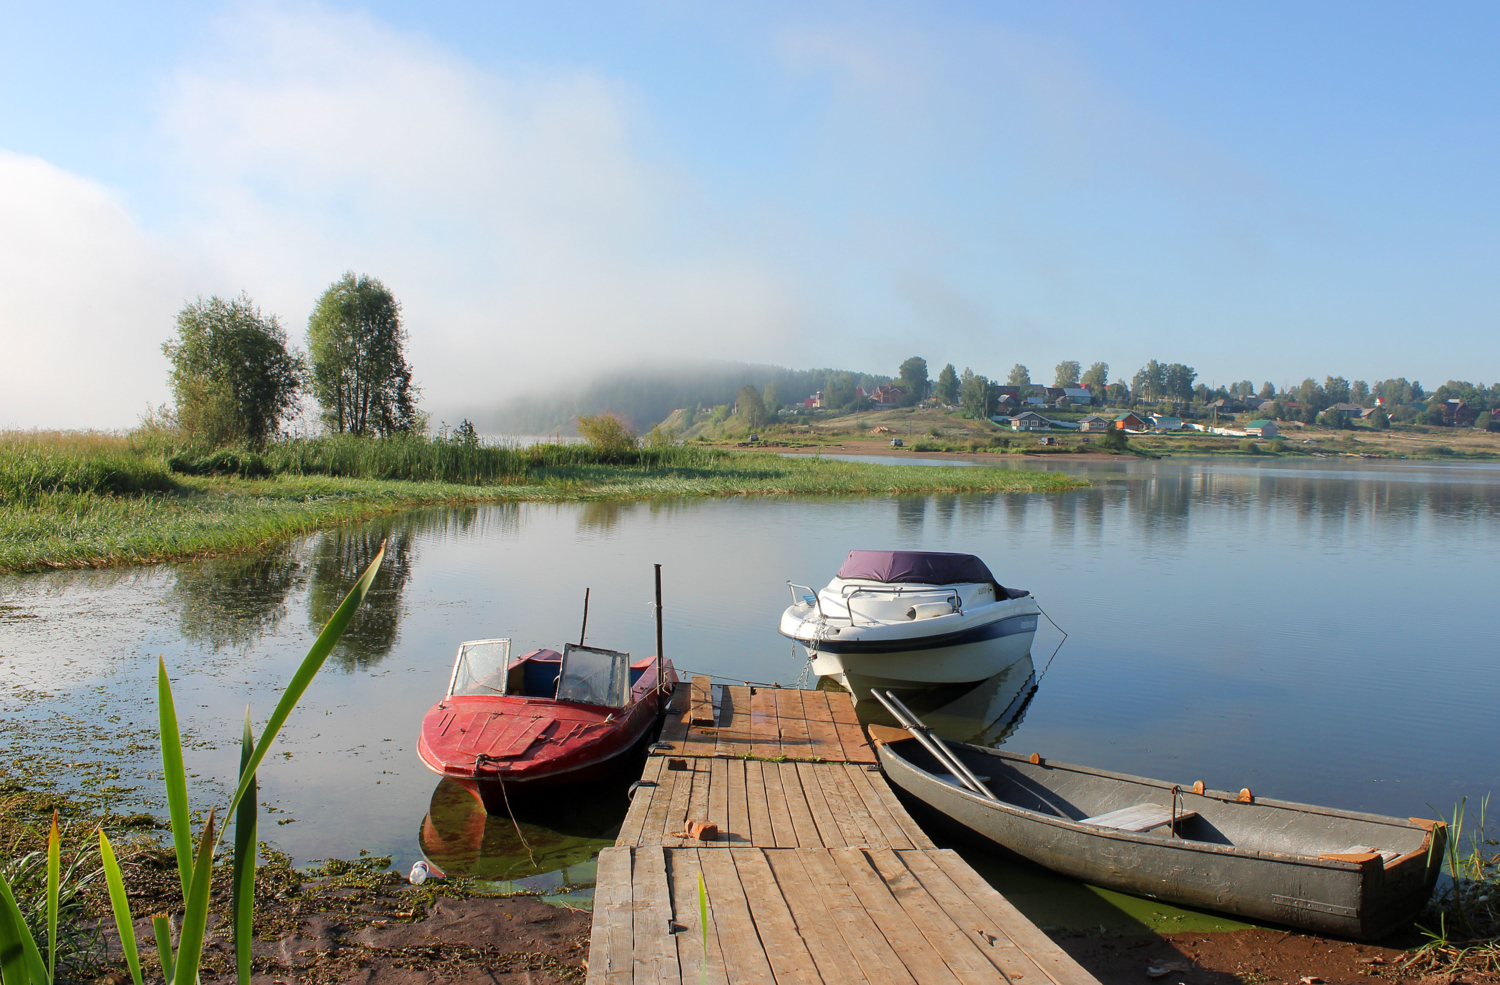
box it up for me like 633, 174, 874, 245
585, 679, 1100, 985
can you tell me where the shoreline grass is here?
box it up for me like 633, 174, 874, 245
1, 432, 1087, 574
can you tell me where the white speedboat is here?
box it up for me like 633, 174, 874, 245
779, 550, 1038, 694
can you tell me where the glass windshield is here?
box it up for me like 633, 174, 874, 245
555, 644, 630, 707
448, 639, 512, 696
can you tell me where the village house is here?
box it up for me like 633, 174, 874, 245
1245, 420, 1279, 438
1078, 414, 1111, 432
870, 384, 907, 407
1011, 410, 1051, 431
1441, 399, 1476, 427
1113, 412, 1148, 432
1059, 387, 1093, 406
1151, 415, 1184, 431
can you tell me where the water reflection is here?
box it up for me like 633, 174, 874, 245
417, 777, 629, 892
307, 522, 416, 670
168, 545, 306, 649
827, 652, 1038, 747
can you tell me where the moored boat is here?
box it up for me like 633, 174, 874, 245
417, 639, 677, 813
779, 550, 1039, 694
870, 703, 1445, 940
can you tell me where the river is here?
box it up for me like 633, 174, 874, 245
2, 456, 1496, 919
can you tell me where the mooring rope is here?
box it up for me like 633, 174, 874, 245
1034, 601, 1069, 681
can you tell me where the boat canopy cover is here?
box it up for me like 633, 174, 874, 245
836, 550, 1002, 591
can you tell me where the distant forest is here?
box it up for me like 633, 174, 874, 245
478, 361, 892, 434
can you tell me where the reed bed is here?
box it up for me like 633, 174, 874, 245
0, 431, 1085, 573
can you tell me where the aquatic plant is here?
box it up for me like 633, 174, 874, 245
0, 542, 385, 984
1407, 796, 1500, 974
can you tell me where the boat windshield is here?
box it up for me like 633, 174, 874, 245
448, 639, 512, 697
556, 644, 631, 707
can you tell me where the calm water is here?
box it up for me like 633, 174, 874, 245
2, 456, 1497, 912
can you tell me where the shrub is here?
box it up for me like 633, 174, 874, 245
1099, 429, 1128, 451
1238, 440, 1260, 454
576, 412, 638, 452
1267, 438, 1288, 453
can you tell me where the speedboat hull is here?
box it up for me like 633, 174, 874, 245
780, 550, 1039, 696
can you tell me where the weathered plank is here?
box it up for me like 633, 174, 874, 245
842, 763, 915, 851
864, 847, 1017, 985
827, 689, 879, 764
641, 757, 684, 847
731, 849, 824, 984
764, 849, 869, 983
799, 848, 917, 985
587, 847, 635, 984
660, 759, 698, 847
690, 675, 715, 725
800, 690, 849, 762
795, 762, 847, 848
669, 849, 726, 985
743, 760, 774, 849
775, 687, 814, 759
828, 847, 963, 985
760, 757, 798, 848
707, 757, 730, 845
854, 759, 938, 850
818, 763, 881, 847
749, 688, 782, 760
929, 850, 1100, 985
778, 762, 822, 848
894, 849, 1053, 983
725, 758, 750, 845
617, 755, 665, 848
634, 847, 683, 985
698, 849, 777, 984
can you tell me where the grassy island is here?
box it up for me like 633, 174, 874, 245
0, 430, 1087, 573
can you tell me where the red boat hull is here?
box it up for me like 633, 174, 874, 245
417, 656, 676, 813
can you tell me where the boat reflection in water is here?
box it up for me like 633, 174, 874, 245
417, 775, 632, 901
824, 651, 1037, 748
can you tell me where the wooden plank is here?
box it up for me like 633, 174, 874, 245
864, 847, 1018, 985
817, 764, 880, 847
800, 848, 918, 985
731, 850, 824, 984
827, 847, 963, 985
763, 849, 869, 984
698, 848, 777, 984
660, 759, 698, 846
743, 760, 774, 848
617, 755, 666, 848
749, 688, 782, 760
760, 757, 798, 848
895, 850, 1055, 984
669, 849, 726, 985
855, 760, 938, 850
686, 752, 713, 836
795, 762, 847, 848
842, 763, 914, 851
778, 762, 822, 848
707, 757, 730, 844
633, 847, 682, 985
689, 675, 715, 725
825, 689, 878, 764
928, 850, 1100, 985
774, 688, 814, 760
586, 847, 635, 984
800, 690, 848, 762
716, 686, 753, 758
725, 758, 751, 845
640, 759, 684, 848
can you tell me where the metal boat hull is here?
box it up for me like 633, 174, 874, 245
875, 737, 1445, 940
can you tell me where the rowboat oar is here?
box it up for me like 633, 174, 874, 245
871, 689, 999, 802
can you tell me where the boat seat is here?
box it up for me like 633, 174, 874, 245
1079, 804, 1198, 832
1325, 845, 1402, 864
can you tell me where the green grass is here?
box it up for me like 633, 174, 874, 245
0, 431, 1087, 572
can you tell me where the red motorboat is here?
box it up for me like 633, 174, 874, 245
416, 639, 677, 813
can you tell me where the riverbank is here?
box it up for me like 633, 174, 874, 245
0, 438, 1087, 573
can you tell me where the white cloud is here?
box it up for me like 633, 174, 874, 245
0, 151, 190, 429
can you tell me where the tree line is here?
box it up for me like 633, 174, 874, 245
161, 272, 420, 446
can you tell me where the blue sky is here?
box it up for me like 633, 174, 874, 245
2, 1, 1496, 427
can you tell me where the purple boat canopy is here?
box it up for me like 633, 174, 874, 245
836, 550, 1003, 592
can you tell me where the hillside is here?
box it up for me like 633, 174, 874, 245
475, 360, 892, 435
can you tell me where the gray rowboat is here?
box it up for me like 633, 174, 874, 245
870, 726, 1445, 939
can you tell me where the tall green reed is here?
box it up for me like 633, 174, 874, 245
0, 541, 385, 984
1408, 796, 1500, 973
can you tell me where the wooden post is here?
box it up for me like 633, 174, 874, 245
579, 587, 590, 646
654, 564, 665, 697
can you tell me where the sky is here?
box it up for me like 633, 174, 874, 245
2, 1, 1497, 429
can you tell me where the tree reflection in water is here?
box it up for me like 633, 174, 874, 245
307, 521, 416, 670
168, 544, 306, 650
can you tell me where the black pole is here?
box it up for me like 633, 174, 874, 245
579, 587, 590, 646
654, 564, 665, 698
